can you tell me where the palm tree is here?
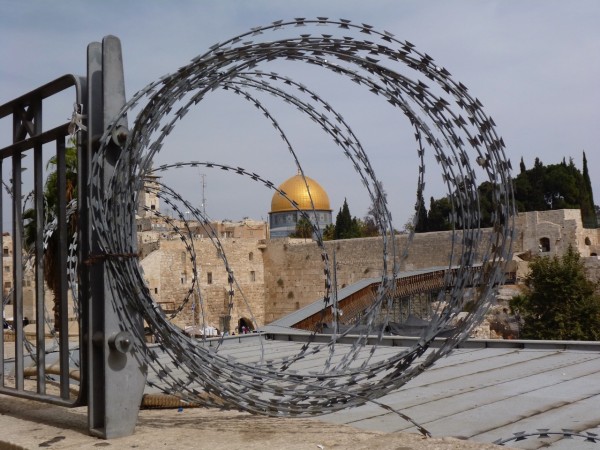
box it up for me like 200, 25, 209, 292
290, 216, 313, 241
23, 139, 78, 332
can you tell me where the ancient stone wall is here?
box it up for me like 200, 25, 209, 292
139, 208, 600, 328
140, 237, 265, 333
262, 229, 497, 322
2, 233, 13, 298
583, 256, 600, 284
515, 209, 589, 256
139, 240, 160, 260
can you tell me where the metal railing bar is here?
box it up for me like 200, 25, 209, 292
0, 158, 4, 386
56, 137, 70, 399
1, 74, 83, 407
34, 139, 46, 394
0, 123, 70, 159
0, 75, 79, 119
11, 133, 24, 391
0, 385, 77, 406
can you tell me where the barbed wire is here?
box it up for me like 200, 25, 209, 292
492, 429, 599, 446
88, 18, 514, 425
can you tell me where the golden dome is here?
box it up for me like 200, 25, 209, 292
271, 174, 331, 213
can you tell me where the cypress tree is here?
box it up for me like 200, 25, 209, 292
581, 152, 598, 228
334, 198, 353, 239
414, 191, 429, 232
519, 157, 526, 174
427, 196, 453, 231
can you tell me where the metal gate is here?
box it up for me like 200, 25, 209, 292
0, 36, 146, 439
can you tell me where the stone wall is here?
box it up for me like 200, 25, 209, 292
583, 256, 600, 284
512, 209, 600, 260
262, 229, 497, 322
140, 237, 265, 333
2, 233, 13, 298
139, 208, 600, 328
515, 209, 595, 257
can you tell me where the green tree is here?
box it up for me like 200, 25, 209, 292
510, 246, 600, 340
331, 199, 365, 239
542, 159, 580, 209
515, 157, 547, 212
402, 215, 415, 233
414, 191, 428, 232
290, 216, 313, 240
334, 199, 352, 239
581, 151, 598, 228
349, 217, 363, 238
364, 181, 387, 236
514, 156, 597, 227
422, 155, 597, 232
360, 216, 379, 237
427, 196, 452, 231
519, 157, 526, 174
476, 181, 495, 228
24, 140, 78, 332
322, 223, 335, 241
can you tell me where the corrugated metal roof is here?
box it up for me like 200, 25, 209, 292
322, 340, 600, 448
151, 334, 600, 449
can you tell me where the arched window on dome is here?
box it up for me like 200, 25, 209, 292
248, 252, 254, 261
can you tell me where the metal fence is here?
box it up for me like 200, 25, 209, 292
0, 36, 146, 439
0, 74, 85, 407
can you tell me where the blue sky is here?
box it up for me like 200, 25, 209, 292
1, 0, 599, 228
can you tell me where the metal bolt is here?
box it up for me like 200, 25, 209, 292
108, 331, 133, 354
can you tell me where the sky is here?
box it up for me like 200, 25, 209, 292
0, 0, 599, 229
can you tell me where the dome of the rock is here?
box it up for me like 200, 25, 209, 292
270, 174, 331, 213
268, 174, 332, 239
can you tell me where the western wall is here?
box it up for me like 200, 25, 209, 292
140, 208, 600, 333
140, 237, 266, 332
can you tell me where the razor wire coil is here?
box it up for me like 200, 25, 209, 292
85, 18, 514, 423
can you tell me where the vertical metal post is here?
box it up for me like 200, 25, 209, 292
12, 112, 24, 391
33, 128, 46, 394
0, 158, 3, 385
85, 35, 146, 439
84, 39, 102, 429
55, 137, 70, 399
